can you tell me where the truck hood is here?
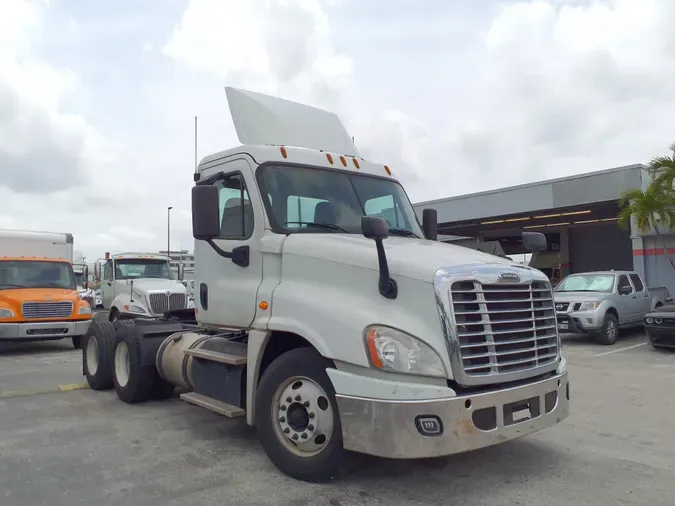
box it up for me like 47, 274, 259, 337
130, 278, 187, 294
553, 291, 608, 303
282, 234, 520, 283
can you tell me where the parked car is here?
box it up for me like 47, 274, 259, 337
644, 307, 675, 349
553, 270, 669, 345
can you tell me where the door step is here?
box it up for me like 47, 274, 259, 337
180, 392, 245, 418
184, 347, 247, 366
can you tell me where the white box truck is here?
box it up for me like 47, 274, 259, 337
80, 88, 570, 482
0, 229, 93, 348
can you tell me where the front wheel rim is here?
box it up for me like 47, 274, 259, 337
114, 342, 131, 387
86, 336, 99, 376
607, 320, 616, 338
271, 376, 334, 457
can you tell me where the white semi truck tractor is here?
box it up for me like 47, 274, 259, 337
81, 87, 570, 482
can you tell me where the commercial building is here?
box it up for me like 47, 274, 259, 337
412, 164, 675, 293
158, 249, 195, 271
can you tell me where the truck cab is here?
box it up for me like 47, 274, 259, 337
94, 253, 189, 322
0, 229, 93, 348
81, 88, 569, 482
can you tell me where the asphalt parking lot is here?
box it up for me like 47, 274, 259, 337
1, 331, 674, 506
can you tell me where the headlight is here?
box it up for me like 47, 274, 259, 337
364, 325, 446, 377
646, 317, 654, 324
578, 301, 600, 311
123, 304, 146, 314
78, 305, 92, 315
0, 308, 14, 318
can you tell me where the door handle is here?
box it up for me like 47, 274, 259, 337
632, 296, 637, 299
107, 282, 112, 286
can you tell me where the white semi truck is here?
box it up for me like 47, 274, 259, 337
93, 252, 190, 322
81, 88, 570, 482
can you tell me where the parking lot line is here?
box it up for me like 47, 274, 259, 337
594, 342, 648, 357
0, 383, 88, 399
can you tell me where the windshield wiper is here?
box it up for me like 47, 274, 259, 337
388, 228, 420, 238
284, 221, 348, 233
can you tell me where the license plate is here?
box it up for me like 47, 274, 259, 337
558, 323, 569, 331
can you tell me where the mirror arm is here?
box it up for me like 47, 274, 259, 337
206, 239, 250, 268
374, 239, 398, 299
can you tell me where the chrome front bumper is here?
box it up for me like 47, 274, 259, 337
0, 320, 92, 340
335, 371, 570, 459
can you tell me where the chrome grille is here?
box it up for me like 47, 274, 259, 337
148, 293, 187, 314
22, 301, 74, 319
451, 280, 558, 378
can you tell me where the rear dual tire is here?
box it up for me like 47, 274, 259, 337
83, 320, 117, 390
82, 319, 174, 401
112, 330, 175, 403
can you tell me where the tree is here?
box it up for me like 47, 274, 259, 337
647, 142, 675, 193
617, 184, 675, 270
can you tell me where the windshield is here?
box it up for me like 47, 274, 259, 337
555, 274, 615, 293
0, 260, 76, 290
259, 164, 424, 238
115, 259, 173, 280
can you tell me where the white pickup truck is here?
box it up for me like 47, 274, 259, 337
554, 270, 670, 345
80, 87, 570, 482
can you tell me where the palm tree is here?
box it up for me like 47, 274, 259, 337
647, 142, 675, 192
618, 185, 675, 270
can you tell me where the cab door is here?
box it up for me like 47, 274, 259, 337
100, 260, 116, 308
195, 158, 264, 329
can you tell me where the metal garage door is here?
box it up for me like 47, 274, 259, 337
569, 223, 632, 273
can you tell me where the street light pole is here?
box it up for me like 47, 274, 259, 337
167, 206, 173, 261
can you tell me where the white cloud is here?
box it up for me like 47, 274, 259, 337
164, 0, 675, 203
3, 0, 675, 258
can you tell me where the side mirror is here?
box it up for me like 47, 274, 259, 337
522, 231, 547, 252
94, 262, 100, 281
177, 264, 185, 281
422, 208, 438, 241
362, 216, 389, 240
192, 185, 221, 240
82, 266, 89, 289
619, 285, 631, 295
361, 216, 397, 299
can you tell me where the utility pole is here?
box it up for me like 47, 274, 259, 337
167, 206, 173, 261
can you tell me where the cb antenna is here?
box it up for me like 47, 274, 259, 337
194, 115, 198, 173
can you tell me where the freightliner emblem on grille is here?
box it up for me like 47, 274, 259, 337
498, 272, 520, 282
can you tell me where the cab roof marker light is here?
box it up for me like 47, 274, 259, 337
339, 155, 347, 167
326, 153, 334, 164
280, 146, 288, 158
353, 158, 360, 169
384, 165, 392, 175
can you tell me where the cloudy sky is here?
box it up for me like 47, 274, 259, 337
1, 0, 674, 260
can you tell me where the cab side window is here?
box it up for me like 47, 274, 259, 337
617, 275, 632, 294
217, 173, 253, 239
629, 274, 644, 292
103, 261, 113, 281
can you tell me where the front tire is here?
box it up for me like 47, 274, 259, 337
597, 313, 619, 345
255, 347, 344, 483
